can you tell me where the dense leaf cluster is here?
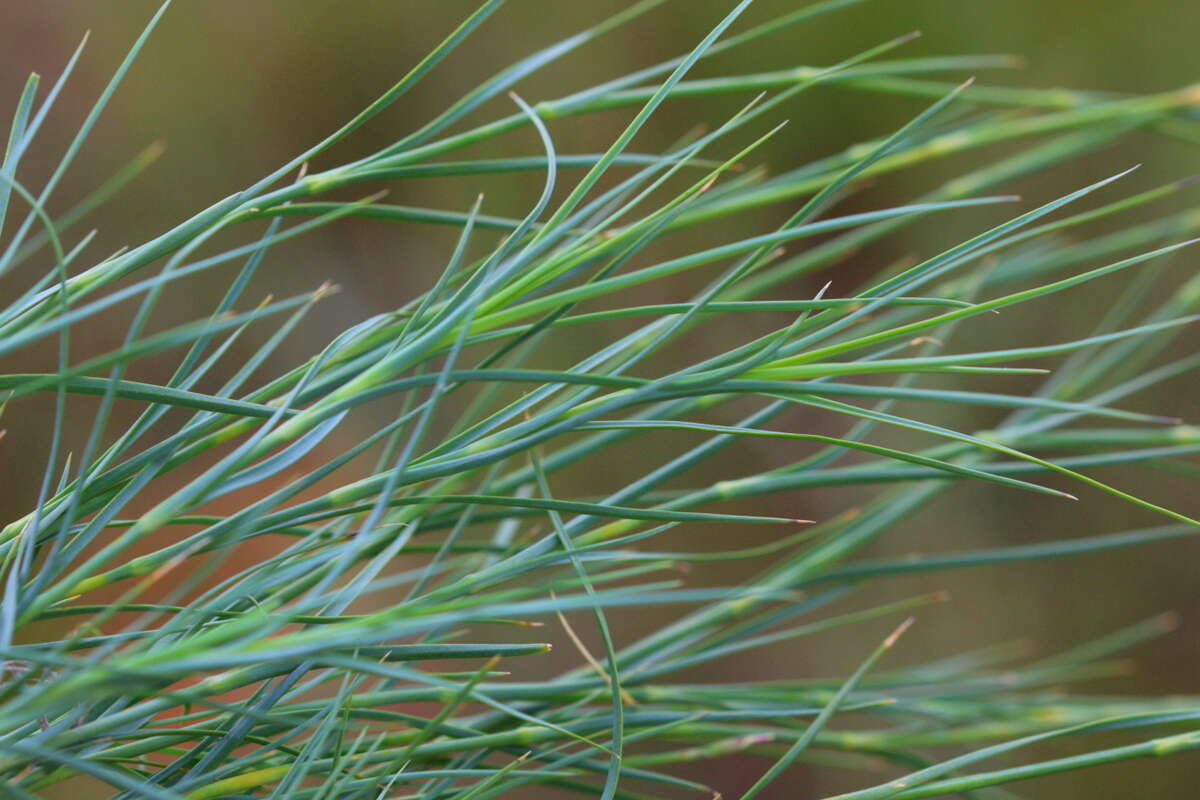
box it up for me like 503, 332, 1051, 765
1, 1, 1197, 798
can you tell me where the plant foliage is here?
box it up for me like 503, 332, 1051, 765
0, 1, 1198, 798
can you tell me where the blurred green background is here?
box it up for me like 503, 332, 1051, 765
1, 1, 1197, 797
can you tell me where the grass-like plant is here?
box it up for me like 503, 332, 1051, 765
1, 1, 1198, 798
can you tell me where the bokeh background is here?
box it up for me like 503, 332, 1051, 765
1, 1, 1197, 797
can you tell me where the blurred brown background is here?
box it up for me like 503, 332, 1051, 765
1, 1, 1198, 797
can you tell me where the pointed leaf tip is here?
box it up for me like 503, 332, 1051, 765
883, 617, 915, 648
1155, 611, 1182, 631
